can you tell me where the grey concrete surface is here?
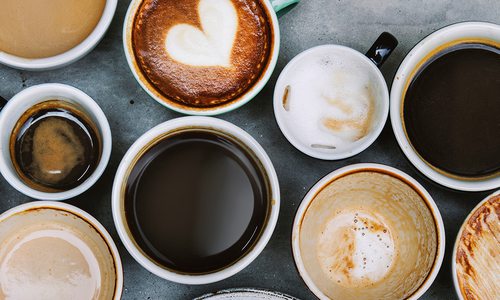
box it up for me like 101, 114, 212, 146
0, 0, 498, 299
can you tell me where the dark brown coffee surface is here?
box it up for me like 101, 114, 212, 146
124, 130, 269, 274
11, 101, 101, 191
404, 43, 500, 178
132, 0, 273, 108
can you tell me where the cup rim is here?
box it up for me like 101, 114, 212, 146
0, 83, 112, 201
389, 21, 500, 192
122, 0, 281, 116
451, 189, 500, 300
291, 163, 446, 300
111, 116, 280, 284
272, 44, 389, 160
0, 201, 123, 299
0, 0, 117, 71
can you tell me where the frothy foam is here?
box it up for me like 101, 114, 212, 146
318, 210, 395, 287
278, 48, 379, 153
165, 0, 238, 67
0, 229, 102, 300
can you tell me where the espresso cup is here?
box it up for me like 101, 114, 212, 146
273, 33, 397, 160
390, 22, 500, 191
292, 163, 445, 300
0, 201, 123, 299
0, 0, 117, 71
452, 190, 499, 300
123, 0, 299, 115
0, 84, 112, 200
112, 116, 280, 284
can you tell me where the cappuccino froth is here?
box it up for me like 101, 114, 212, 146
165, 0, 238, 67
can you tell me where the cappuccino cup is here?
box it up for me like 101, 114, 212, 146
0, 84, 112, 200
0, 0, 117, 71
292, 163, 445, 300
112, 117, 280, 284
0, 201, 123, 299
123, 0, 299, 115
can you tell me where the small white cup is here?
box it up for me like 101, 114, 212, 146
0, 201, 123, 299
0, 0, 117, 71
112, 116, 280, 284
273, 33, 397, 160
0, 83, 112, 200
390, 22, 500, 192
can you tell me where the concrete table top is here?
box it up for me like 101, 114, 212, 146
1, 0, 498, 299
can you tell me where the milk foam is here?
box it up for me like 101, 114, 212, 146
165, 0, 238, 67
279, 48, 378, 152
317, 210, 395, 287
0, 229, 101, 300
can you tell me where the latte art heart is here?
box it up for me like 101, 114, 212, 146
165, 0, 238, 67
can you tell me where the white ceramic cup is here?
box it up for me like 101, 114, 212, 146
452, 189, 500, 300
273, 33, 397, 160
390, 22, 500, 192
0, 0, 117, 71
112, 116, 280, 284
0, 83, 112, 200
0, 201, 123, 299
122, 0, 298, 116
292, 163, 445, 300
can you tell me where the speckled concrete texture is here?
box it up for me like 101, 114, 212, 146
0, 0, 499, 299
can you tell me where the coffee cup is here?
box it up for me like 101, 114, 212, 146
452, 190, 499, 300
0, 83, 112, 200
123, 0, 299, 115
273, 33, 397, 160
0, 201, 123, 299
112, 116, 280, 284
292, 163, 445, 299
390, 22, 500, 191
0, 0, 117, 71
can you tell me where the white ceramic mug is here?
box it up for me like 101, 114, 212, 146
123, 0, 298, 116
292, 163, 445, 300
112, 116, 280, 284
390, 22, 500, 192
0, 0, 117, 71
273, 33, 397, 160
0, 83, 112, 200
0, 201, 123, 299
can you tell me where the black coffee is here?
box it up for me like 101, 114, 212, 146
11, 100, 101, 191
124, 130, 269, 274
404, 43, 500, 178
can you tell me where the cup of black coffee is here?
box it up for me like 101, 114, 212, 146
0, 83, 112, 200
112, 117, 280, 284
390, 22, 500, 191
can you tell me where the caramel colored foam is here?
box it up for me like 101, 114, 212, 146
456, 195, 499, 300
0, 0, 105, 58
299, 171, 437, 299
132, 0, 273, 107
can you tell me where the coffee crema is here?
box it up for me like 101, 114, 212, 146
0, 0, 105, 58
124, 129, 269, 274
10, 100, 101, 192
132, 0, 273, 107
403, 42, 500, 179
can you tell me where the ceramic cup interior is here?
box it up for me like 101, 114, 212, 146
273, 45, 389, 160
390, 21, 500, 191
122, 0, 282, 116
112, 116, 280, 284
292, 163, 445, 300
0, 0, 117, 71
0, 83, 112, 200
452, 190, 500, 300
0, 201, 123, 299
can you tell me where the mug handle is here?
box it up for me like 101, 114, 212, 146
365, 32, 398, 68
270, 0, 299, 16
0, 96, 6, 111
